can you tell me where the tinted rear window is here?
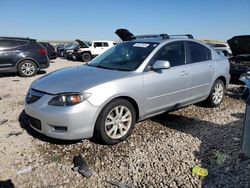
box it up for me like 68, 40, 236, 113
0, 39, 28, 48
187, 41, 212, 63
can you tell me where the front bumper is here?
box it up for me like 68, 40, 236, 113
72, 52, 82, 60
25, 93, 99, 140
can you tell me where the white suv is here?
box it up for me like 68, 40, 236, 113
73, 40, 116, 62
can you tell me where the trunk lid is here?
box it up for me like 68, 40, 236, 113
115, 29, 134, 41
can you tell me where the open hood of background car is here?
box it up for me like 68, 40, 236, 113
115, 28, 135, 41
75, 39, 89, 48
228, 35, 250, 57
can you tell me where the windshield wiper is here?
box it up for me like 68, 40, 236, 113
87, 64, 131, 71
95, 65, 114, 70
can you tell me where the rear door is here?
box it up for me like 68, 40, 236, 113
186, 41, 215, 101
143, 41, 191, 115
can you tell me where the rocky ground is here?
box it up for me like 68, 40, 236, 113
0, 58, 249, 188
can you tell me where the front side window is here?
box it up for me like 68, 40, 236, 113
94, 42, 103, 47
187, 41, 212, 63
87, 42, 158, 71
153, 42, 185, 67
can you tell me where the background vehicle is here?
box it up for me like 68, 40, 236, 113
63, 44, 80, 59
207, 42, 232, 56
72, 40, 116, 62
56, 44, 64, 56
64, 39, 92, 60
228, 35, 250, 78
215, 49, 231, 57
39, 42, 57, 60
57, 43, 76, 57
25, 30, 229, 144
0, 37, 49, 77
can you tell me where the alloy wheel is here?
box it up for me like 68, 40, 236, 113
21, 62, 36, 76
104, 105, 132, 139
212, 82, 224, 104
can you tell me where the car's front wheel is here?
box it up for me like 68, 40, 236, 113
94, 98, 136, 144
18, 60, 37, 77
205, 79, 225, 107
81, 52, 91, 62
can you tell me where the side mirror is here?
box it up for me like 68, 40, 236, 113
152, 60, 170, 70
94, 43, 97, 48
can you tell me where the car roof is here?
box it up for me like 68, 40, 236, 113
129, 37, 198, 44
131, 38, 162, 43
0, 36, 36, 41
92, 40, 115, 43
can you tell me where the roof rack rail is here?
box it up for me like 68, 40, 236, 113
169, 34, 194, 39
129, 34, 169, 40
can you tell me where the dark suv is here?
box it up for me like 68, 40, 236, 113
0, 37, 50, 77
39, 42, 57, 60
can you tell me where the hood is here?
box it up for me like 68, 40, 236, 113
228, 35, 250, 57
115, 28, 134, 41
32, 65, 130, 94
75, 39, 89, 48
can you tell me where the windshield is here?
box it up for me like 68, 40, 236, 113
87, 42, 158, 71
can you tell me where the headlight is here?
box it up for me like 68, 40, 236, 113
48, 92, 91, 106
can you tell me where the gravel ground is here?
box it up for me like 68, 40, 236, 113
0, 58, 249, 188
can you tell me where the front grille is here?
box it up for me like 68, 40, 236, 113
28, 115, 41, 130
26, 89, 45, 104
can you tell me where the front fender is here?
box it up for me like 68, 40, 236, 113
86, 76, 144, 117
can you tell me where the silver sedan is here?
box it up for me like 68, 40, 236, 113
25, 37, 229, 144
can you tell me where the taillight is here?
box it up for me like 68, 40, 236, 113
37, 48, 47, 54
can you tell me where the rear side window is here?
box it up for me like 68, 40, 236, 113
154, 41, 185, 67
0, 39, 28, 48
187, 41, 212, 63
103, 42, 109, 47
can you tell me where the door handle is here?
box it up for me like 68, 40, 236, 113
208, 66, 214, 71
179, 71, 189, 76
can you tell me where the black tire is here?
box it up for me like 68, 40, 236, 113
204, 79, 225, 107
18, 60, 37, 77
94, 98, 136, 144
81, 52, 92, 62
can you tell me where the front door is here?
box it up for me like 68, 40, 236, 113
143, 41, 191, 115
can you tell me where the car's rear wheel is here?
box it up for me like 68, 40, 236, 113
18, 60, 37, 77
205, 79, 225, 107
94, 98, 136, 144
81, 52, 91, 62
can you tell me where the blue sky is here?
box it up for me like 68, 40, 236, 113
0, 0, 250, 41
